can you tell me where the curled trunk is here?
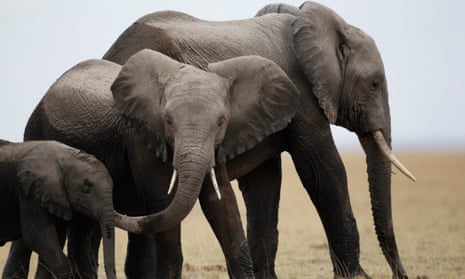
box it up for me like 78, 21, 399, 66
359, 131, 408, 278
116, 150, 210, 234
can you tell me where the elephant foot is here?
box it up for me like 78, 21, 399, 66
254, 270, 277, 279
224, 240, 255, 279
334, 268, 372, 279
334, 275, 371, 279
392, 272, 409, 279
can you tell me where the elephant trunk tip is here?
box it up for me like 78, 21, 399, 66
114, 211, 145, 234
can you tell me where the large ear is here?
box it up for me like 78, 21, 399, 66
16, 143, 73, 220
111, 49, 183, 161
255, 3, 300, 17
208, 55, 300, 162
292, 1, 351, 124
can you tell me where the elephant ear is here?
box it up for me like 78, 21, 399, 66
16, 143, 73, 220
208, 55, 300, 162
293, 1, 350, 124
255, 3, 300, 17
111, 49, 183, 161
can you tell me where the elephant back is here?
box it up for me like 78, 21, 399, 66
103, 10, 296, 73
25, 59, 124, 149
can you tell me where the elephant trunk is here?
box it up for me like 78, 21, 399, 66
359, 130, 409, 278
99, 202, 117, 279
116, 143, 211, 234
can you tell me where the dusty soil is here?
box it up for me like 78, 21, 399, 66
1, 152, 464, 278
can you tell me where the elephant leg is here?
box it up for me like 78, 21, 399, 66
125, 233, 157, 279
124, 190, 183, 278
199, 163, 254, 278
19, 212, 72, 278
287, 121, 367, 278
2, 239, 32, 279
237, 156, 281, 279
14, 196, 73, 279
154, 227, 183, 278
148, 194, 183, 278
125, 228, 182, 279
124, 176, 183, 278
291, 151, 365, 277
30, 234, 72, 279
10, 237, 71, 279
124, 141, 183, 278
35, 222, 68, 279
66, 216, 100, 279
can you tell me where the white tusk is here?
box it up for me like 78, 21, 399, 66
210, 168, 222, 200
167, 169, 177, 195
372, 131, 416, 182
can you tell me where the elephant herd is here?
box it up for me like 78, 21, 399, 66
0, 2, 416, 279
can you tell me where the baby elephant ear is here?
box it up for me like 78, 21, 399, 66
17, 143, 72, 220
111, 49, 183, 161
208, 55, 300, 162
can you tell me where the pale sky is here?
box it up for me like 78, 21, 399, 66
1, 0, 464, 151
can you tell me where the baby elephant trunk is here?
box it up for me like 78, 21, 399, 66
100, 204, 116, 279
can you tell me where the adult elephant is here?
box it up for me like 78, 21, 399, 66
100, 1, 415, 279
6, 50, 299, 278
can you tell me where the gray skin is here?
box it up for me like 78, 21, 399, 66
6, 2, 414, 278
7, 50, 300, 278
0, 139, 117, 279
99, 2, 411, 279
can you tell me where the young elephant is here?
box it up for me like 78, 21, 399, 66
9, 49, 300, 278
110, 50, 300, 234
0, 139, 123, 279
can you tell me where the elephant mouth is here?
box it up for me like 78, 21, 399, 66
371, 130, 416, 182
167, 168, 222, 200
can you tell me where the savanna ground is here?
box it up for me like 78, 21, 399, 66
1, 152, 464, 278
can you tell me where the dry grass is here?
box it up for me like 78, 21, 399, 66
1, 152, 464, 278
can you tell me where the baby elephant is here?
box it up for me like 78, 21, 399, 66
0, 139, 122, 279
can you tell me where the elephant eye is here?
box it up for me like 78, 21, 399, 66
370, 78, 382, 91
337, 43, 349, 62
82, 178, 93, 194
165, 115, 173, 126
217, 116, 226, 127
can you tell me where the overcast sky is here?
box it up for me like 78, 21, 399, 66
1, 0, 464, 151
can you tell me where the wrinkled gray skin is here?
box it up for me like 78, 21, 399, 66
101, 1, 406, 279
0, 140, 116, 279
7, 50, 300, 278
7, 1, 410, 278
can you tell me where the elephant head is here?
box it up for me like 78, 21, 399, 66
111, 49, 300, 233
258, 2, 414, 277
17, 142, 117, 279
257, 1, 414, 179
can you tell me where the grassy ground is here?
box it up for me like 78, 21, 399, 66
1, 152, 464, 278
